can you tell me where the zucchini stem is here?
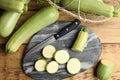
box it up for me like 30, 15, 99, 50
23, 4, 29, 12
113, 7, 119, 17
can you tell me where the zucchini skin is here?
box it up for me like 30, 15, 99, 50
0, 0, 25, 13
6, 6, 59, 53
72, 28, 88, 52
61, 0, 118, 17
97, 59, 115, 80
0, 11, 21, 37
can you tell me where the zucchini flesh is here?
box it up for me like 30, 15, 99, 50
0, 0, 25, 13
67, 58, 81, 74
61, 0, 119, 17
0, 11, 21, 37
46, 61, 59, 74
97, 59, 115, 80
42, 45, 56, 58
6, 6, 59, 53
54, 50, 70, 64
34, 59, 47, 72
72, 28, 88, 52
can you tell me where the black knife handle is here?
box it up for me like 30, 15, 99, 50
54, 19, 81, 39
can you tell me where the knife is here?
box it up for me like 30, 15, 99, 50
26, 19, 81, 54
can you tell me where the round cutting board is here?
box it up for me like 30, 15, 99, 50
22, 21, 102, 80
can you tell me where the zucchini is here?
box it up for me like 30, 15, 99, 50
46, 61, 59, 74
23, 0, 31, 12
34, 59, 47, 72
0, 0, 25, 13
96, 59, 115, 80
6, 6, 59, 53
54, 50, 70, 64
72, 28, 88, 52
67, 58, 81, 74
61, 0, 119, 17
0, 11, 21, 37
42, 45, 56, 59
0, 0, 30, 37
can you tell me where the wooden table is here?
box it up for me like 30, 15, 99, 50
0, 1, 120, 80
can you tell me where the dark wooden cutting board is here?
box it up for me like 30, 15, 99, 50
22, 21, 102, 80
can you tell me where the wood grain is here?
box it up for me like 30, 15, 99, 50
0, 44, 120, 80
1, 11, 120, 43
0, 1, 120, 80
1, 1, 120, 43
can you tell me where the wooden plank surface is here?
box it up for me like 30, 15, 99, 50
0, 1, 120, 80
0, 1, 120, 43
0, 44, 120, 80
0, 11, 120, 43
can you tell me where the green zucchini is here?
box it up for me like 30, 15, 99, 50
23, 0, 31, 12
61, 0, 119, 17
6, 6, 59, 53
67, 58, 81, 74
46, 61, 59, 74
0, 0, 30, 37
96, 59, 115, 80
0, 0, 25, 13
23, 0, 31, 4
54, 50, 70, 64
42, 45, 56, 59
0, 11, 21, 37
34, 59, 47, 72
72, 28, 88, 52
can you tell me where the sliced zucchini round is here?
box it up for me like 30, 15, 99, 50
54, 50, 70, 64
42, 45, 56, 58
67, 58, 81, 74
46, 61, 59, 74
34, 59, 47, 72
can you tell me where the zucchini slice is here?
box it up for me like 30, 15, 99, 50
34, 59, 47, 72
67, 58, 81, 74
54, 50, 70, 64
46, 61, 59, 74
42, 45, 56, 58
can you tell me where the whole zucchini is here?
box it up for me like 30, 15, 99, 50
6, 6, 59, 53
61, 0, 119, 17
0, 0, 31, 37
0, 11, 21, 37
0, 0, 25, 13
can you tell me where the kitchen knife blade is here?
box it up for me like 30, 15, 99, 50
26, 19, 81, 54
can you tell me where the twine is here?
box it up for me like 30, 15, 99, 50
47, 0, 120, 23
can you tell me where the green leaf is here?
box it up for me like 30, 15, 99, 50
51, 0, 60, 3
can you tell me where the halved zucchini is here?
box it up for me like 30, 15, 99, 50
42, 45, 56, 58
34, 59, 47, 72
54, 50, 70, 64
67, 58, 81, 74
96, 59, 115, 80
46, 61, 59, 74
